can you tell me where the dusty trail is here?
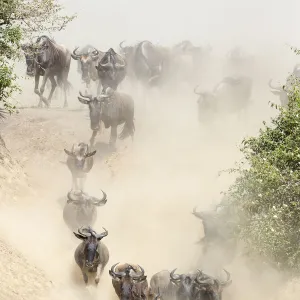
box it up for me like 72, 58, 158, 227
0, 80, 290, 299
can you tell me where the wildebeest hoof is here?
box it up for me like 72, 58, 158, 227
95, 277, 100, 284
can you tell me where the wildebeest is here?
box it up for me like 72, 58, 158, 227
64, 143, 96, 191
268, 64, 300, 107
192, 206, 237, 268
71, 45, 104, 95
150, 270, 177, 300
109, 263, 149, 299
21, 35, 72, 108
78, 88, 135, 148
170, 269, 231, 300
63, 189, 107, 231
194, 269, 232, 300
95, 48, 126, 92
74, 226, 109, 285
119, 40, 170, 87
194, 76, 253, 122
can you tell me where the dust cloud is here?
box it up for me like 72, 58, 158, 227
1, 0, 300, 299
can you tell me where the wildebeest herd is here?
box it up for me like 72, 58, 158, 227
19, 35, 300, 299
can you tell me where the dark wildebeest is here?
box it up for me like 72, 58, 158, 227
194, 76, 253, 123
21, 35, 72, 108
95, 48, 126, 92
193, 269, 232, 300
109, 263, 149, 300
268, 64, 300, 107
78, 88, 135, 148
64, 143, 96, 191
119, 40, 170, 87
192, 206, 237, 267
63, 190, 107, 231
74, 226, 109, 285
71, 45, 105, 95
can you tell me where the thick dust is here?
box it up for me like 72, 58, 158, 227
1, 0, 300, 299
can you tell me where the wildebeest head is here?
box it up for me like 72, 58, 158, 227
34, 35, 57, 69
74, 226, 108, 268
96, 48, 126, 81
170, 269, 202, 299
21, 43, 37, 76
67, 189, 107, 218
64, 142, 96, 169
194, 269, 232, 300
77, 90, 114, 131
110, 263, 148, 300
71, 46, 100, 83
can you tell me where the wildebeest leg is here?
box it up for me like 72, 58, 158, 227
34, 74, 43, 108
109, 125, 117, 148
47, 75, 57, 105
82, 270, 88, 284
39, 74, 51, 107
89, 130, 98, 148
95, 263, 105, 284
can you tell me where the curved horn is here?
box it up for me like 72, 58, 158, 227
78, 226, 92, 237
96, 227, 108, 239
67, 191, 82, 204
170, 269, 181, 281
119, 40, 126, 49
71, 47, 81, 60
79, 91, 93, 101
220, 269, 232, 287
109, 262, 125, 278
92, 190, 107, 206
194, 85, 202, 95
268, 79, 281, 90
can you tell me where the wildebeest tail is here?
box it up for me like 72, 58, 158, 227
119, 118, 135, 140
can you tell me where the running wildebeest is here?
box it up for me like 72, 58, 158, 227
150, 270, 177, 300
109, 263, 149, 300
192, 206, 237, 268
74, 226, 109, 285
95, 48, 126, 92
119, 40, 170, 87
63, 190, 107, 231
194, 75, 253, 122
71, 45, 104, 95
21, 35, 72, 108
194, 269, 232, 300
78, 88, 135, 148
64, 143, 96, 191
268, 63, 300, 107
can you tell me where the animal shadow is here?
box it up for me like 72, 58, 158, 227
93, 141, 115, 162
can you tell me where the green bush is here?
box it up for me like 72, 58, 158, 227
224, 79, 300, 272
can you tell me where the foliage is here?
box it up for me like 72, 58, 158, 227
223, 82, 300, 273
0, 0, 76, 116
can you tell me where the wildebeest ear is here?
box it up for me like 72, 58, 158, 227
95, 65, 99, 70
85, 150, 96, 157
73, 232, 87, 240
64, 149, 74, 156
77, 97, 89, 105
